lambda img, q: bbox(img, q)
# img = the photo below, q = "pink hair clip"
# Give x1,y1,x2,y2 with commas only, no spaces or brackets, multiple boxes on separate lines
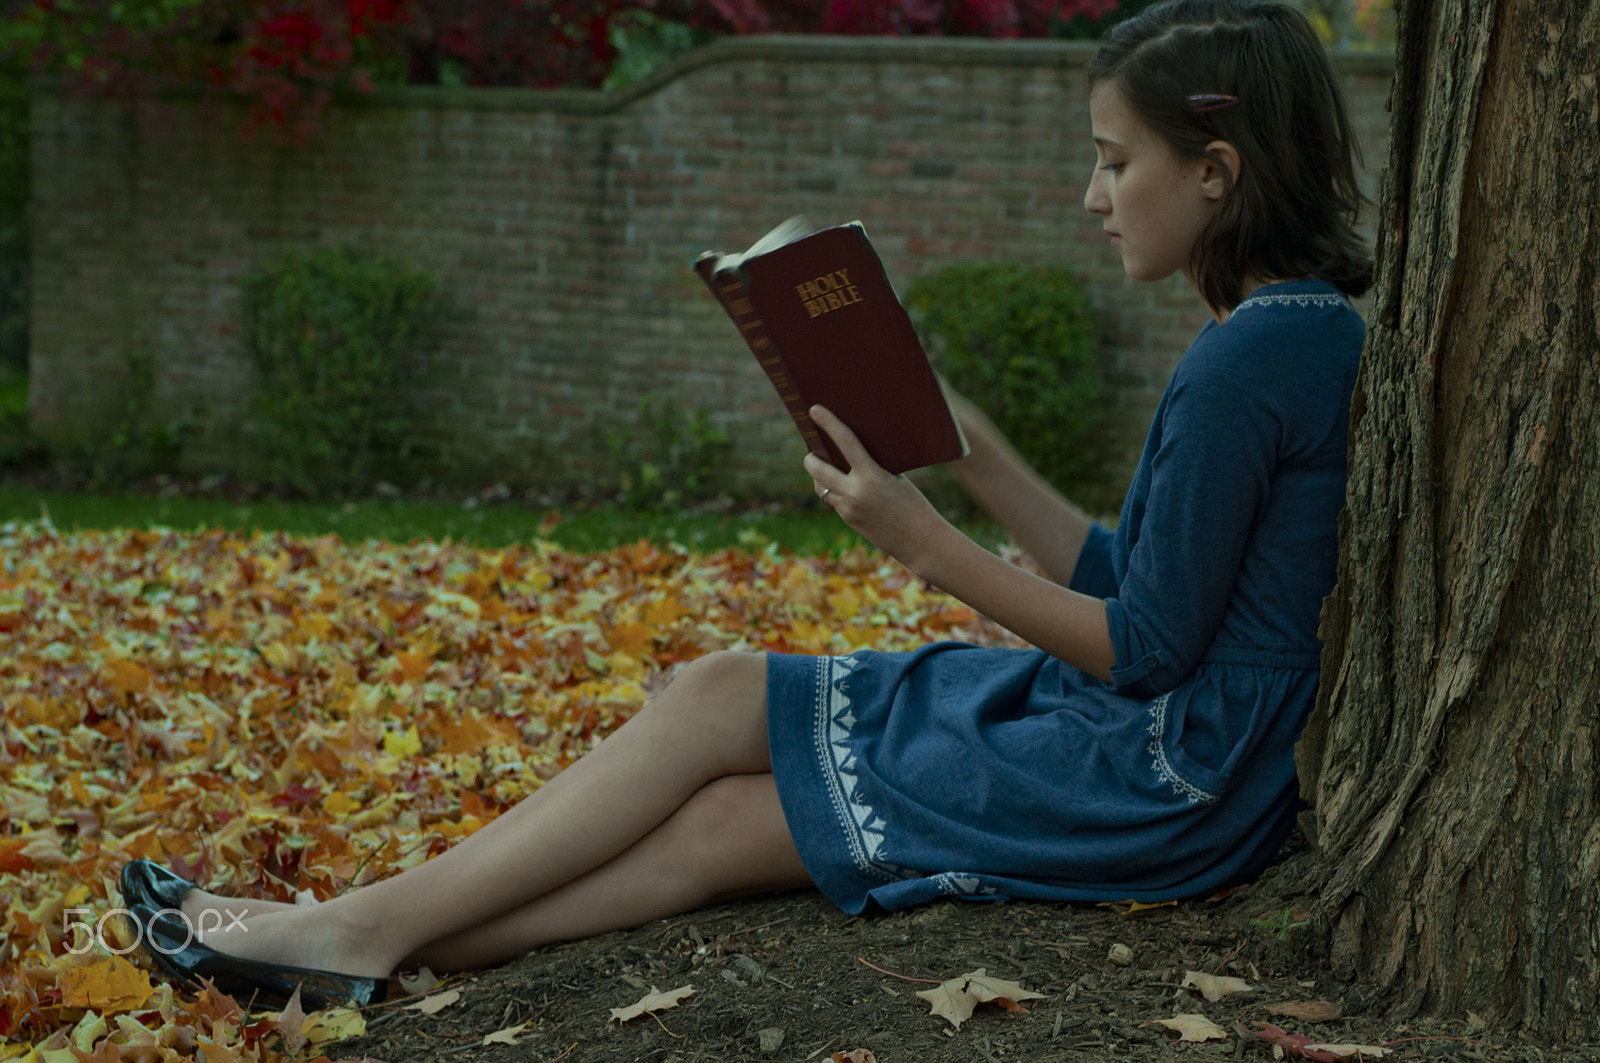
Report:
1188,94,1240,113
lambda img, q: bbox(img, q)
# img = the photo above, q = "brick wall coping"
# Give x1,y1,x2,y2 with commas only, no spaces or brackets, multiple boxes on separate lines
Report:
336,34,1394,115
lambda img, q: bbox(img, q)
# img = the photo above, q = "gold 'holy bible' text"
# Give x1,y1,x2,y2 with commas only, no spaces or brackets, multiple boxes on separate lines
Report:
796,269,862,318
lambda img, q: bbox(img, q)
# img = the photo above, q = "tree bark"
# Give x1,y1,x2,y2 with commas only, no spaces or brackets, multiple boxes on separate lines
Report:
1296,0,1600,1041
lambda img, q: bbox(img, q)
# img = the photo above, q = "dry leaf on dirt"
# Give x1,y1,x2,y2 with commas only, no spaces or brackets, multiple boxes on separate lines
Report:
276,988,308,1055
609,984,696,1024
1246,1022,1393,1061
915,969,1045,1029
303,1007,367,1046
831,1051,878,1063
1183,970,1254,1001
1304,1042,1393,1058
1097,899,1179,916
406,988,462,1015
481,1021,530,1046
398,967,443,996
1269,1000,1344,1022
1145,1014,1228,1042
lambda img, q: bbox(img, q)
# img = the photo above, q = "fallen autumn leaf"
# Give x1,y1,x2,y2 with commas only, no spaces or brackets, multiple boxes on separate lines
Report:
1183,969,1254,1002
1145,1014,1228,1042
481,1021,530,1045
609,984,696,1023
915,969,1045,1029
1269,1000,1344,1022
406,988,462,1015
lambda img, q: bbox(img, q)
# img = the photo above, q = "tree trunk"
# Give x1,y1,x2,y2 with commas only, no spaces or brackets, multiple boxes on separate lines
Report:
1295,0,1600,1041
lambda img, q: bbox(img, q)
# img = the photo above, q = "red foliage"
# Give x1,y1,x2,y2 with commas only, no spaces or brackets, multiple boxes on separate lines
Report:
13,0,1117,135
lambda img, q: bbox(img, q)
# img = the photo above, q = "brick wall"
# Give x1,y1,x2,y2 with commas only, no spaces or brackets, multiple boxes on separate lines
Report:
29,36,1392,509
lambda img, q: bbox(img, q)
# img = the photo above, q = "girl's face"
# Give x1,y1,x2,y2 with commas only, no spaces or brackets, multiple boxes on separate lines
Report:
1084,85,1228,290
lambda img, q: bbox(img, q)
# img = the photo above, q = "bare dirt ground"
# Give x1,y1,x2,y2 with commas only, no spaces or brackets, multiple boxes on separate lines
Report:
329,849,1571,1063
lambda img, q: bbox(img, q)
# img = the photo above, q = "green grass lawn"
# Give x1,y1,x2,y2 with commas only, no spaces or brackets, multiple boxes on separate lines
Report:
0,484,891,554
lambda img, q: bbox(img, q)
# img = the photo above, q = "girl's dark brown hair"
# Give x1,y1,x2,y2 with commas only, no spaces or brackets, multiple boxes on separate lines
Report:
1087,0,1373,311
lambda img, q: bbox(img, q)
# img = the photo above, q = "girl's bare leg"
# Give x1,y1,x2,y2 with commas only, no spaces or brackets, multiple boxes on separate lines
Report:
188,651,791,977
409,772,808,971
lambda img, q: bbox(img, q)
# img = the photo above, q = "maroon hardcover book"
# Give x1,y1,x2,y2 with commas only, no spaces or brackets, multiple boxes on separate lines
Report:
695,218,967,475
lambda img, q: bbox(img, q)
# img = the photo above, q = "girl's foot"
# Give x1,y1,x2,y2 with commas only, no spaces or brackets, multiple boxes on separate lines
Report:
120,860,309,936
174,902,395,982
135,904,387,1010
180,887,308,931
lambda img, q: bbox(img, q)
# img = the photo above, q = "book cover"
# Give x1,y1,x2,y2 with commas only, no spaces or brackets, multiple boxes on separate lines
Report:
695,219,967,476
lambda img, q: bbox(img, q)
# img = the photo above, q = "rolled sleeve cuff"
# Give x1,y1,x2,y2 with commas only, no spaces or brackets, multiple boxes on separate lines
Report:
1104,596,1175,696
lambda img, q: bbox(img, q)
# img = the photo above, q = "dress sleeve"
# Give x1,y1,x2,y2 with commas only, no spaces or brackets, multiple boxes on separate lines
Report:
1103,364,1279,697
1067,522,1118,599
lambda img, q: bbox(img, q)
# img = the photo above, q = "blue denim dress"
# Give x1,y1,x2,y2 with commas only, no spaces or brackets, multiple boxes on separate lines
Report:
767,280,1363,912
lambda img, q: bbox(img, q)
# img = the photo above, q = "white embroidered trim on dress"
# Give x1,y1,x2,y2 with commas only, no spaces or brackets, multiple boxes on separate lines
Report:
812,655,898,882
931,872,998,898
1230,292,1350,314
1145,693,1220,806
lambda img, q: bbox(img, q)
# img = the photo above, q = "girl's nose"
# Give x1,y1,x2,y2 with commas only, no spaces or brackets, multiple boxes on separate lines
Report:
1083,172,1109,215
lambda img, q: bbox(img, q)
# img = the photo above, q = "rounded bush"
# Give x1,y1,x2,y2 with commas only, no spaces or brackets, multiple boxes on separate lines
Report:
905,261,1102,501
241,247,440,494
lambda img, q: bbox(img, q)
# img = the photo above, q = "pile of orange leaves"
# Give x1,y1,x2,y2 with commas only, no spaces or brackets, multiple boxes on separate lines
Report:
0,520,1018,1059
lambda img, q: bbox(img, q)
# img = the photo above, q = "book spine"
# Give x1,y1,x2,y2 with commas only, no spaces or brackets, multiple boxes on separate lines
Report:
701,268,838,468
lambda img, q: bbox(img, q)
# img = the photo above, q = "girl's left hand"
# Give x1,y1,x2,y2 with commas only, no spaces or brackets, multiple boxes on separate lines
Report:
804,405,952,571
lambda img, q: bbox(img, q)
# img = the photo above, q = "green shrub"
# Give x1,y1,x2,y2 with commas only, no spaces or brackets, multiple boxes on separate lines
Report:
241,247,441,494
906,261,1102,501
84,347,189,483
602,11,716,91
0,59,30,377
604,393,731,510
0,367,38,471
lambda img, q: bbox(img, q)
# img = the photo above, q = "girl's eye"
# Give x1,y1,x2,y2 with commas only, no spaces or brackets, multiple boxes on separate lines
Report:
1099,163,1124,173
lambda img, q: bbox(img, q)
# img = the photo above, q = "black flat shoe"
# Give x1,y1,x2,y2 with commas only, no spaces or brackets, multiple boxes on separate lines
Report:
120,859,197,912
132,903,387,1011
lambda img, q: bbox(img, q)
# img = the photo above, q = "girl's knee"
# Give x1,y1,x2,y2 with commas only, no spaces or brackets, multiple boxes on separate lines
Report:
676,649,766,692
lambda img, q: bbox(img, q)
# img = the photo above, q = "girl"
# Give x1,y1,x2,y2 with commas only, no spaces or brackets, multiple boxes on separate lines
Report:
124,0,1372,1009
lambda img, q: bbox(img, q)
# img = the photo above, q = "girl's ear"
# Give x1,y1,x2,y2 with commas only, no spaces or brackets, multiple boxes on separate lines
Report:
1200,140,1242,202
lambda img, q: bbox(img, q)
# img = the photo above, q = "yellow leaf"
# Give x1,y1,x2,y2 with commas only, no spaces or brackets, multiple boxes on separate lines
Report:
393,649,433,682
825,586,862,617
69,1011,108,1051
607,621,655,657
101,658,154,693
324,790,360,817
383,726,422,758
609,984,695,1024
303,1007,367,1046
58,955,154,1013
642,597,686,625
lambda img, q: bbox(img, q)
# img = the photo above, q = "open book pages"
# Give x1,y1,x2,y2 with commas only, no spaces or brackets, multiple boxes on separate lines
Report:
698,215,837,273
